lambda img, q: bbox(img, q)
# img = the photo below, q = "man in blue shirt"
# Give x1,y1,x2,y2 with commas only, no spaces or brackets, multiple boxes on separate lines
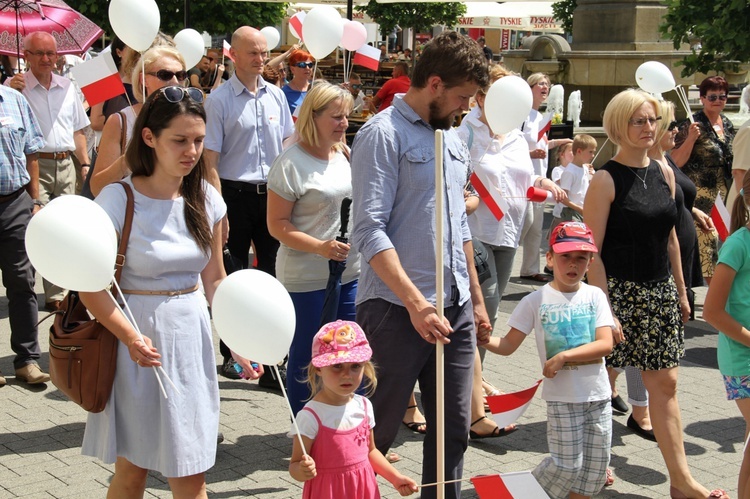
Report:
351,31,490,499
0,85,49,385
204,26,294,385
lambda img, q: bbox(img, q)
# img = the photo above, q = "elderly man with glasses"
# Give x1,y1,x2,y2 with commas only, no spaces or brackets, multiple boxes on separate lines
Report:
6,31,90,315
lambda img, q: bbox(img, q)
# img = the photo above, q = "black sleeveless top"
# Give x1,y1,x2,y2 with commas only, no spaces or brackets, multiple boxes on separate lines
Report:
600,159,678,283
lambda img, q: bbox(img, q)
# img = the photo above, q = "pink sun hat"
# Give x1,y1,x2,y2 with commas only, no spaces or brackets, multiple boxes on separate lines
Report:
311,320,372,368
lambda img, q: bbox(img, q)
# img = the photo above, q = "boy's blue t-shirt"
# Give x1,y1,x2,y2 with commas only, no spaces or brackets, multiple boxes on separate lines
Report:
508,283,614,403
717,228,750,377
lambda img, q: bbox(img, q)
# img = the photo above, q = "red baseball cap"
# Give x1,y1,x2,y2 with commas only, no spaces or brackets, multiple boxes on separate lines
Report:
549,221,598,253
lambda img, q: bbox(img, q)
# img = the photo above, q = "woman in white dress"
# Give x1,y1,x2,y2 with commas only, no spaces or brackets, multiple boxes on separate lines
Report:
80,86,227,498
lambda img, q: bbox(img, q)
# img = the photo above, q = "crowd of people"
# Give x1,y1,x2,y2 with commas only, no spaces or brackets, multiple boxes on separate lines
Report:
1,23,749,499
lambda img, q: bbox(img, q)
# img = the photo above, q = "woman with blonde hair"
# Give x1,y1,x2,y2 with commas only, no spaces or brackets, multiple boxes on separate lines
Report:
585,88,728,499
266,82,359,415
89,45,187,196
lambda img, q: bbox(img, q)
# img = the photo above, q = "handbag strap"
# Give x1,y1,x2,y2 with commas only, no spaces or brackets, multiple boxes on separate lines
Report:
113,181,135,295
118,111,127,154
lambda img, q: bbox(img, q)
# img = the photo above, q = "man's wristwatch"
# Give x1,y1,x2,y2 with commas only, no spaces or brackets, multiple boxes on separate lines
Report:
32,199,43,207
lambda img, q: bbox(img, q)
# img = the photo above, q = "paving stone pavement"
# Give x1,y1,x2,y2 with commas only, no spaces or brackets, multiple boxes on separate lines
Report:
0,221,743,498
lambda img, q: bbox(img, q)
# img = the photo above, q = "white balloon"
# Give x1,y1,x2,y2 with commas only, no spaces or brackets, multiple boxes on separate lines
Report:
174,29,205,69
109,0,160,53
302,6,343,60
212,270,296,366
484,75,533,135
260,27,281,51
25,196,118,292
636,61,676,94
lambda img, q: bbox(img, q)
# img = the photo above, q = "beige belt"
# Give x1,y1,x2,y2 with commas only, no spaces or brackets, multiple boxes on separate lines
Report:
120,284,199,296
564,359,603,367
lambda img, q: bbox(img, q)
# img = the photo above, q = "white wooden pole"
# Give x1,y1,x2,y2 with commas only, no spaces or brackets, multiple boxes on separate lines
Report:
434,129,445,499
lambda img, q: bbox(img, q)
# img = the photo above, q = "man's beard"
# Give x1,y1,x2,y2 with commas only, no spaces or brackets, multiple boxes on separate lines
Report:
428,98,453,130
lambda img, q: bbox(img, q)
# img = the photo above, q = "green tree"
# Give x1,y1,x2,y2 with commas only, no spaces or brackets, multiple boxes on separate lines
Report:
77,0,286,41
357,0,466,62
551,0,576,34
661,0,750,77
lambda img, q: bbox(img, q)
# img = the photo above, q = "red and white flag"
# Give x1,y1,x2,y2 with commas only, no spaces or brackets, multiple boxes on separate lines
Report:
289,12,306,41
537,114,552,145
222,40,234,63
472,471,549,498
292,103,301,123
486,379,542,429
712,191,731,242
470,166,510,221
69,52,125,107
353,44,381,71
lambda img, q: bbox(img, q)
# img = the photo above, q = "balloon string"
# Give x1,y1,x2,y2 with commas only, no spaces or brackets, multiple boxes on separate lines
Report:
109,280,180,397
311,60,318,88
274,365,309,456
674,86,695,124
140,56,145,106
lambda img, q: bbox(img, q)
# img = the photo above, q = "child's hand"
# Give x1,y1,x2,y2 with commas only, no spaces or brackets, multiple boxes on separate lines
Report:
476,322,492,345
299,455,317,481
543,354,565,378
393,474,419,496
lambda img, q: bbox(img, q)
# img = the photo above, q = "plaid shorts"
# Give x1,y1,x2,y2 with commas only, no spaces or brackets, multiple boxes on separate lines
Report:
533,399,612,499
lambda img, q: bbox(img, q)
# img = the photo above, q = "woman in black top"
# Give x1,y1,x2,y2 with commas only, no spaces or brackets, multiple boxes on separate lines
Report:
585,89,728,499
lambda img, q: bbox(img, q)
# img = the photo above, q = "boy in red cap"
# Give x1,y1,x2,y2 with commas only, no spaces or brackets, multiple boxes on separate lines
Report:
484,221,615,499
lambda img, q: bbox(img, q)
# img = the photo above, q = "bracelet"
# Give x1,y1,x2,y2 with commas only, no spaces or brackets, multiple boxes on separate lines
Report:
81,164,90,167
32,199,43,207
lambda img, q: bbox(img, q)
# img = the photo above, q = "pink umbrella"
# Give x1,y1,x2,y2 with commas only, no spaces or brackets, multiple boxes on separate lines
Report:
0,0,103,57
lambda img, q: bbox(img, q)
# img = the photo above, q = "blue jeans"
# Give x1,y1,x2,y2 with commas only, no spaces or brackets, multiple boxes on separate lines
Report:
287,280,358,415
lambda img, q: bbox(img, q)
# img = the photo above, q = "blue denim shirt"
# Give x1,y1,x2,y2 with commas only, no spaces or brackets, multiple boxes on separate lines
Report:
351,95,472,308
0,86,43,194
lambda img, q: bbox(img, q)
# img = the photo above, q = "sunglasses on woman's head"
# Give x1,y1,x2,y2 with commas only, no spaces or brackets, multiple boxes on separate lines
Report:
668,120,679,131
293,62,314,69
157,86,205,104
704,94,728,102
147,69,189,82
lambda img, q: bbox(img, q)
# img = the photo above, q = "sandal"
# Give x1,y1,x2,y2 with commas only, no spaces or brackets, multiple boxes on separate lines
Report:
520,273,553,283
670,486,729,499
605,468,614,487
386,451,401,464
402,404,427,434
469,416,518,440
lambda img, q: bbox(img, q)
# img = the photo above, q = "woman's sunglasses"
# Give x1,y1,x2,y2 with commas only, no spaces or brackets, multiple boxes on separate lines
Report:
704,94,728,102
293,62,314,69
147,69,189,82
157,86,205,104
668,120,679,131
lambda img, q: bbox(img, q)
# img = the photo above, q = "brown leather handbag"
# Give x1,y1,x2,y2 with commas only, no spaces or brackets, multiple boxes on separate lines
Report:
48,181,134,412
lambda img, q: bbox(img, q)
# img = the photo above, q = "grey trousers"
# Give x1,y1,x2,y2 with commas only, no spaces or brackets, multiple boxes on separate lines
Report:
0,191,41,368
357,298,476,499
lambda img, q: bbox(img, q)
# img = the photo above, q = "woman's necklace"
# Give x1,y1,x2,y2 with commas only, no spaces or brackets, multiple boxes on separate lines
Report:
628,165,648,189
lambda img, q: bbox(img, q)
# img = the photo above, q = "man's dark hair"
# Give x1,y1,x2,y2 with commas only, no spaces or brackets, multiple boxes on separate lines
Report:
411,31,488,90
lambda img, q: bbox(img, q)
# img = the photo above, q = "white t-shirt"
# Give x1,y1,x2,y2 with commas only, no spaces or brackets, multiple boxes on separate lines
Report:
289,394,375,439
550,165,565,184
553,162,590,217
507,283,614,403
267,142,361,292
457,107,537,248
521,108,547,177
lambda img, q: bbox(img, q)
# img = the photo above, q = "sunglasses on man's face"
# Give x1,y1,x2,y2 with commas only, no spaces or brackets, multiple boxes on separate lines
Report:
293,62,314,69
704,94,728,102
147,69,188,82
351,83,362,90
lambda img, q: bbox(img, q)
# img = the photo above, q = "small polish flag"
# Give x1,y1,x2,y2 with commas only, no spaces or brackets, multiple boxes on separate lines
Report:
353,44,381,71
292,103,300,123
486,379,543,430
537,114,552,145
470,166,510,221
472,471,550,498
711,191,731,242
69,52,125,107
222,40,234,63
289,12,306,41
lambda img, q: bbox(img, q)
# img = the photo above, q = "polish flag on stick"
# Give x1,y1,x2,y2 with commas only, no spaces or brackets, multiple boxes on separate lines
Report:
470,166,510,221
289,12,306,41
711,191,731,242
472,472,550,498
222,40,234,63
353,44,381,71
69,52,125,107
537,114,552,145
486,379,543,429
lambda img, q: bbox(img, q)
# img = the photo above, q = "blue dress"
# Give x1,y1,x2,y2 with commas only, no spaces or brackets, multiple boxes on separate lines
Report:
81,176,226,477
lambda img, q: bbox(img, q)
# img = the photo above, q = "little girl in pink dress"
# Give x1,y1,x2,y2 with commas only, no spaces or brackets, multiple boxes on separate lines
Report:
288,320,418,498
